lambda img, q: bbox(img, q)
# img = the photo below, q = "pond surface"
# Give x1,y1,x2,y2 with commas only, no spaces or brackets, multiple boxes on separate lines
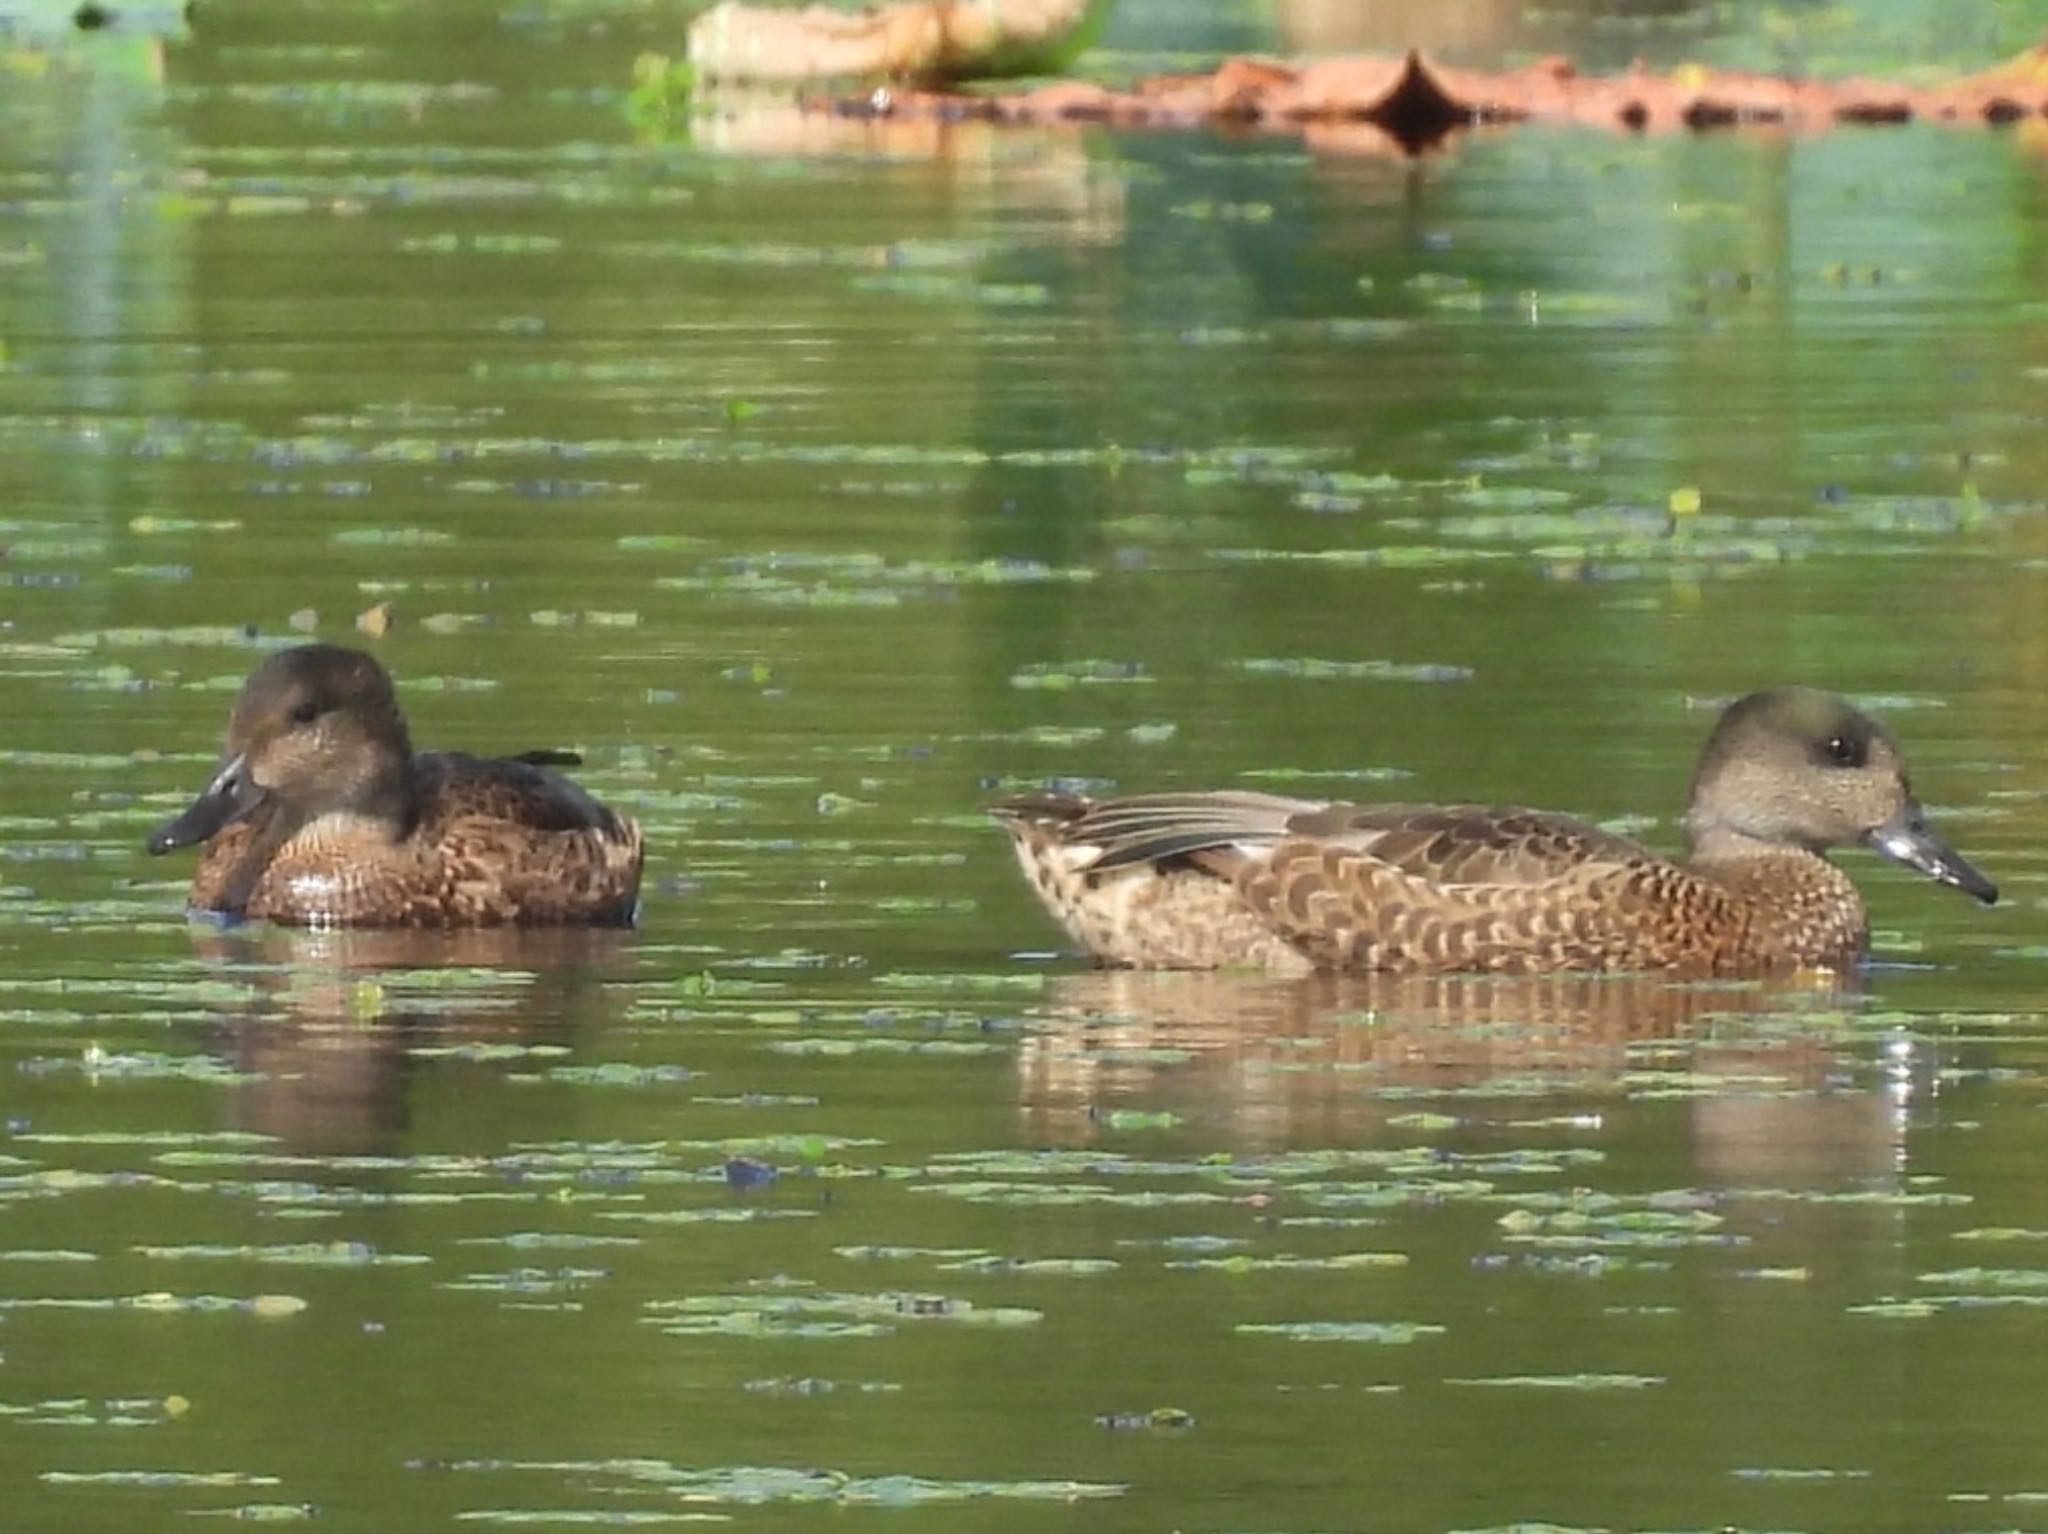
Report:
4,2,2048,1530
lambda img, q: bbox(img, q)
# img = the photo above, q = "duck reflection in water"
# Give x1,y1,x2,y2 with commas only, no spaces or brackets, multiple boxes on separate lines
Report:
1015,968,1864,1138
1013,966,1936,1272
193,925,636,1155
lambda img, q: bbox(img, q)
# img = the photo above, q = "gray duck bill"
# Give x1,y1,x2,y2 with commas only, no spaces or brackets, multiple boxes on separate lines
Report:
1864,804,1998,906
146,754,265,855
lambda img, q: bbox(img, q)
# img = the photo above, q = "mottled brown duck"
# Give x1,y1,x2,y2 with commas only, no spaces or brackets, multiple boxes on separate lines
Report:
989,688,1996,976
147,644,643,928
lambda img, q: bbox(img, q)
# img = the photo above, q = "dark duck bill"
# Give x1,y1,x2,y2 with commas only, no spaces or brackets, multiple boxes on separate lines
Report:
1865,803,1998,906
146,753,266,855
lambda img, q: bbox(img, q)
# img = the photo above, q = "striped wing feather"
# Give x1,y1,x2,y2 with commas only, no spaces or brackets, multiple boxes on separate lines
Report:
1050,792,1654,887
1056,791,1319,871
1280,803,1653,887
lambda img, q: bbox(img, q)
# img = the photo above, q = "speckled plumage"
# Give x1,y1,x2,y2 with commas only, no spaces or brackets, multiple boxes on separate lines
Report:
990,689,1997,976
148,645,643,928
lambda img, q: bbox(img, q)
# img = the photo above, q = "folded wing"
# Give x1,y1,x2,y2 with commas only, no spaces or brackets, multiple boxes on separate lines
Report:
1011,790,1651,887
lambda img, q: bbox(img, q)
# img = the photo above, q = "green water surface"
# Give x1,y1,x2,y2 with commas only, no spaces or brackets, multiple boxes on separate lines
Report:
4,2,2048,1531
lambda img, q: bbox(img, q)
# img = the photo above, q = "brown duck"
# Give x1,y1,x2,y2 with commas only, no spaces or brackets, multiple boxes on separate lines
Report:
146,644,644,927
990,688,1996,975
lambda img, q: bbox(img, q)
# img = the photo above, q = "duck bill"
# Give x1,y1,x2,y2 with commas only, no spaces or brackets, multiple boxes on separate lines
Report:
1865,804,1998,906
147,753,265,855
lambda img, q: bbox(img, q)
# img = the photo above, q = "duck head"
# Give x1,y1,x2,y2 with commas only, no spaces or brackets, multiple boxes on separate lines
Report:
1682,686,1996,905
147,644,416,855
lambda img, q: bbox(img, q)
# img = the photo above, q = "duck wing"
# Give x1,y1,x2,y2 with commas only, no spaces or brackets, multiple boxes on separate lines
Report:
419,752,632,838
1278,803,1654,887
997,791,1651,887
1007,790,1320,870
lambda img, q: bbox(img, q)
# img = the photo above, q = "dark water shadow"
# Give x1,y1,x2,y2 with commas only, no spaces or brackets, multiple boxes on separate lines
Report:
180,924,639,1155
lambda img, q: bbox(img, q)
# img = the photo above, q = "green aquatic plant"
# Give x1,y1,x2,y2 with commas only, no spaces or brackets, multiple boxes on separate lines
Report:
624,52,697,136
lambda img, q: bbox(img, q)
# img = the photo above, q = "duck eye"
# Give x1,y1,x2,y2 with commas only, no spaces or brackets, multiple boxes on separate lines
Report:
1824,733,1863,767
288,699,322,727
